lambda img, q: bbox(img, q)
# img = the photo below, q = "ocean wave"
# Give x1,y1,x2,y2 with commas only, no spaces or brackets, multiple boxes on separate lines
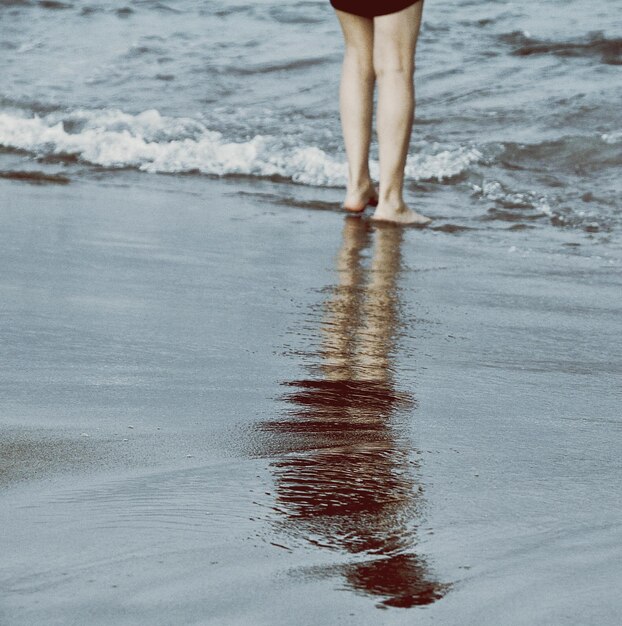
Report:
0,0,184,14
498,135,622,173
499,30,622,66
0,0,73,8
0,108,481,187
39,0,72,9
269,4,328,25
225,56,333,76
131,1,181,13
472,179,615,233
0,169,70,184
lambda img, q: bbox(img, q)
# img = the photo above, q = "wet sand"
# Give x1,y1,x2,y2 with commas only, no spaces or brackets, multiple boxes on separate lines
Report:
1,174,621,625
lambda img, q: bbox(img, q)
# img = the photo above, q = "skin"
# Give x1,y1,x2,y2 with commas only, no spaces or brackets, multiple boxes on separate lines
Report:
335,2,431,225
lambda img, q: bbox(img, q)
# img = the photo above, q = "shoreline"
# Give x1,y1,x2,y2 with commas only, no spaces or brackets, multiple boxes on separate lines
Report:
1,174,621,624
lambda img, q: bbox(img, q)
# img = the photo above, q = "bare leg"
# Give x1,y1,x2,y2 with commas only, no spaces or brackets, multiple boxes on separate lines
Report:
372,2,430,225
335,10,378,212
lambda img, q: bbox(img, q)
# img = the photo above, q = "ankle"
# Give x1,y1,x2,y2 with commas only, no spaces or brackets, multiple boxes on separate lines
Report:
378,180,404,202
347,174,373,193
377,192,404,209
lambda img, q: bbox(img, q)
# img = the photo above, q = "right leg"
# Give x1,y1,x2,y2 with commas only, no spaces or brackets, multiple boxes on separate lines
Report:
335,10,377,212
372,2,430,225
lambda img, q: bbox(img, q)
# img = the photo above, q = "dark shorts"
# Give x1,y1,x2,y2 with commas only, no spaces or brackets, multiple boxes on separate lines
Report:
330,0,422,19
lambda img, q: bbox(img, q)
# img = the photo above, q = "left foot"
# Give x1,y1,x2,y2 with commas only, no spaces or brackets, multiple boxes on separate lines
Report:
343,183,379,213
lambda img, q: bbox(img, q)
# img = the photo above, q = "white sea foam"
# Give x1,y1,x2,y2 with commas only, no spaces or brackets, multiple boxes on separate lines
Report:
473,180,553,216
0,108,481,186
601,130,622,145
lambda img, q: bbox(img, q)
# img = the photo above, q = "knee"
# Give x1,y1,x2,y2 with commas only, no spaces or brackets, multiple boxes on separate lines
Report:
344,43,374,79
373,46,415,79
373,56,415,80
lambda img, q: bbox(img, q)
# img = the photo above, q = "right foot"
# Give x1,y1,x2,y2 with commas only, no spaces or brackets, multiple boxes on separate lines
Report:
371,202,431,226
343,183,379,213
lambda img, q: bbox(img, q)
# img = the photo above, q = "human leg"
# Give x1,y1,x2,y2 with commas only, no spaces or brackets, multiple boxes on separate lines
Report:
372,2,430,224
335,10,377,212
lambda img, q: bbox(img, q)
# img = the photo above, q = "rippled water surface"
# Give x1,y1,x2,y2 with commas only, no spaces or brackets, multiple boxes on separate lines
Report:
252,219,451,607
1,0,620,238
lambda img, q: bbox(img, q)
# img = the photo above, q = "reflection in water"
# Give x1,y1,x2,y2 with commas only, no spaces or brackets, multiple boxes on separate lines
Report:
260,217,448,608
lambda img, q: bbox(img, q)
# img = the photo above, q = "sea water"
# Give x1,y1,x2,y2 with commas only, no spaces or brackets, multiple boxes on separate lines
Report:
0,0,620,239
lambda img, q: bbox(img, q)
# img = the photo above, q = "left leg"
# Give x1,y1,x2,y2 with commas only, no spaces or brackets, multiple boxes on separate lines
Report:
334,9,377,211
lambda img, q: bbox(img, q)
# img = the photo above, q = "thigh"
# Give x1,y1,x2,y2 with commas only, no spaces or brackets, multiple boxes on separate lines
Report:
335,9,374,54
373,2,424,69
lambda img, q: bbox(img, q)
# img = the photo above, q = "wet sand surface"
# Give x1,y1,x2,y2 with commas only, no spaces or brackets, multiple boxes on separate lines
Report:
1,175,621,625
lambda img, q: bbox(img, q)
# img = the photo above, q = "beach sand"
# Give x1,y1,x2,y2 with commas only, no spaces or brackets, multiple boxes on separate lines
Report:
1,174,621,625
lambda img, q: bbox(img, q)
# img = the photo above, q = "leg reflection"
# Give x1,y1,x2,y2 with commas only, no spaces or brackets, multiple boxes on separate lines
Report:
259,217,448,607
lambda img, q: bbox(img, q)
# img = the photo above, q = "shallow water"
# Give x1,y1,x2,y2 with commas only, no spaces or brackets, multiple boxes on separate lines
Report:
1,175,621,623
1,0,621,238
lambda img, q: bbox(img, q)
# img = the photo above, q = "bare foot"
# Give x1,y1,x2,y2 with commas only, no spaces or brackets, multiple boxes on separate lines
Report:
343,183,379,213
371,202,432,226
